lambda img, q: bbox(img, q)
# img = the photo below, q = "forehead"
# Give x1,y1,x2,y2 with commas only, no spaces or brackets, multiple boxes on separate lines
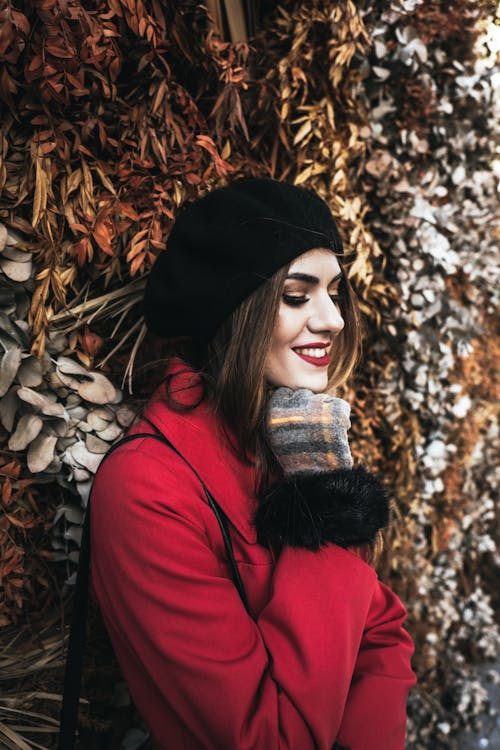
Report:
288,247,342,277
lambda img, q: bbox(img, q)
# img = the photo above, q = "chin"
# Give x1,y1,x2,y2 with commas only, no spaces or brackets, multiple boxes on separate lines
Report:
265,357,331,392
272,372,329,392
293,378,328,393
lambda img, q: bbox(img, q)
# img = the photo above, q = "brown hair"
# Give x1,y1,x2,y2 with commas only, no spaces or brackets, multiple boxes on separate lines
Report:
161,250,362,496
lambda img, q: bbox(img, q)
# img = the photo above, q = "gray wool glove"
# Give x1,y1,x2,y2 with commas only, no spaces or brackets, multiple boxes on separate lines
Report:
267,387,353,475
255,387,389,551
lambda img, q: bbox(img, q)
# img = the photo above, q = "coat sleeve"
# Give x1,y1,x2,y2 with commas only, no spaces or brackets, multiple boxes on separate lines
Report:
335,580,417,749
90,444,409,750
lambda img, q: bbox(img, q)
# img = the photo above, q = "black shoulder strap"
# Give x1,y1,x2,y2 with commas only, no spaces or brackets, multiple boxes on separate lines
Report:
58,429,249,750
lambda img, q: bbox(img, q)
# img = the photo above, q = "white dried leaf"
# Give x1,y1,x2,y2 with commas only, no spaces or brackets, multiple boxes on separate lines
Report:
17,356,43,387
97,422,123,442
67,405,88,421
0,223,7,252
76,479,93,506
372,66,391,80
86,433,110,454
374,40,387,58
46,332,67,354
5,227,23,246
64,526,83,545
27,433,58,473
0,257,33,282
8,413,43,451
55,356,90,389
56,357,117,404
65,441,103,473
72,467,91,482
1,243,32,263
53,504,85,526
0,311,27,346
56,436,76,452
116,405,137,428
65,393,82,408
110,387,123,405
48,371,68,391
49,419,70,437
78,372,116,404
0,386,19,431
365,151,393,178
0,346,22,397
17,386,68,418
87,407,113,431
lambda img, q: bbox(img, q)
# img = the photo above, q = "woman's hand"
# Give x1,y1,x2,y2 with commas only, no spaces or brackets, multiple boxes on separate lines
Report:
255,387,389,551
266,387,353,473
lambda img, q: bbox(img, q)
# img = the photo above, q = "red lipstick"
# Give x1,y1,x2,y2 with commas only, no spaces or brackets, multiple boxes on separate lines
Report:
292,343,331,368
293,351,331,367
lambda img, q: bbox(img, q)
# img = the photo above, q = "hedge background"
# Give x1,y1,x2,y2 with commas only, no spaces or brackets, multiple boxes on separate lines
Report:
0,1,498,748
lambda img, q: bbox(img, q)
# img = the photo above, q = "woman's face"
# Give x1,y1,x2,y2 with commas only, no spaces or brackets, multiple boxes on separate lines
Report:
264,248,345,392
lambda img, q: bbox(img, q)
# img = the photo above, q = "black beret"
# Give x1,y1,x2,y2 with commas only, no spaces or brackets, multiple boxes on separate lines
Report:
143,177,343,342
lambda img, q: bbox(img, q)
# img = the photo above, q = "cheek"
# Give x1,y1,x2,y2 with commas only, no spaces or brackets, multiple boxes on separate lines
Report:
273,307,300,347
265,312,296,380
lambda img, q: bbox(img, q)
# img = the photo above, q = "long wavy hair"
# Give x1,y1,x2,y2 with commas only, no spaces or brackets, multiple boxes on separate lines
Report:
158,249,362,497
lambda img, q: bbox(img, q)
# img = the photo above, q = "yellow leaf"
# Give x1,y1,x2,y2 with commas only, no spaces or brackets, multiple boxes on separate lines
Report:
94,165,116,194
293,120,312,146
294,165,313,185
66,168,82,196
32,158,47,228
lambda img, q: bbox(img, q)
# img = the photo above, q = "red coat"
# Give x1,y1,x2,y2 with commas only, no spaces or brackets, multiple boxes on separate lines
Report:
91,360,416,750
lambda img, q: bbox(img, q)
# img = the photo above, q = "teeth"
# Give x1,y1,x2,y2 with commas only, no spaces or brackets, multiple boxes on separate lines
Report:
296,348,327,358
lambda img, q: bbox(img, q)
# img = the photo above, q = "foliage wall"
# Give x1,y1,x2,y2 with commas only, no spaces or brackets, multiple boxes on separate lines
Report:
0,1,498,747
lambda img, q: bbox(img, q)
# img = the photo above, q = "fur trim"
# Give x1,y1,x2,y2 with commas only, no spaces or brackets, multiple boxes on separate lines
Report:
255,466,389,551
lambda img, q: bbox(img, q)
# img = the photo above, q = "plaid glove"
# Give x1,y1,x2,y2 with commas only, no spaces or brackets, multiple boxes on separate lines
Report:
266,387,353,474
255,388,389,551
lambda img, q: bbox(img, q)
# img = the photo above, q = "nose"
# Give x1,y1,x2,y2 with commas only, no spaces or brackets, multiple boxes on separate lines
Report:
307,293,345,336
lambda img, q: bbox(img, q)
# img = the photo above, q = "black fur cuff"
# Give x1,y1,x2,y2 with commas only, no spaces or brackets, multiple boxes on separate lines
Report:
255,466,389,551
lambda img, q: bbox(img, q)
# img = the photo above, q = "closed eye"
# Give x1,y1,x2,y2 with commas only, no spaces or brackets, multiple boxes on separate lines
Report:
283,293,342,307
283,294,308,306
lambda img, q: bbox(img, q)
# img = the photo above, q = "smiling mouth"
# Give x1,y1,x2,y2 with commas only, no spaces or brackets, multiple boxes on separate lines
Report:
292,347,331,367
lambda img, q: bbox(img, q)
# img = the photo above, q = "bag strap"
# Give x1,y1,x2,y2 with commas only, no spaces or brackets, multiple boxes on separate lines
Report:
58,429,249,750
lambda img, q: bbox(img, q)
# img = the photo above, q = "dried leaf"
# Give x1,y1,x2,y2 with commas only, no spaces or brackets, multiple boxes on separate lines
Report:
65,441,103,473
52,504,84,525
86,433,110,453
17,356,43,387
0,386,19,432
0,347,22,397
78,372,116,405
87,407,114,431
96,422,122,442
32,158,48,227
27,433,58,473
8,413,43,451
17,386,67,418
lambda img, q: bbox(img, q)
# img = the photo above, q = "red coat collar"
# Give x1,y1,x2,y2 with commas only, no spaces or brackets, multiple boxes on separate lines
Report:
142,358,259,544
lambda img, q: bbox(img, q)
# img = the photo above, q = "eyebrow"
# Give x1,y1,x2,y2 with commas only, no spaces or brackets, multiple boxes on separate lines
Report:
286,271,343,285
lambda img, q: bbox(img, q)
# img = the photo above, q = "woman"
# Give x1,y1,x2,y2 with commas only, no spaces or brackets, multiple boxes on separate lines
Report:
91,178,416,750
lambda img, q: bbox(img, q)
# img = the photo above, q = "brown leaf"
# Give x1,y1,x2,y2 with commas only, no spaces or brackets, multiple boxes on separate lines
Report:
32,158,47,228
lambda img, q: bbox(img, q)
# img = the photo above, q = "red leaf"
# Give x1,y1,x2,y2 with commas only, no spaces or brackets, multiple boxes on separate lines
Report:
119,202,140,220
130,252,146,276
93,222,114,255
